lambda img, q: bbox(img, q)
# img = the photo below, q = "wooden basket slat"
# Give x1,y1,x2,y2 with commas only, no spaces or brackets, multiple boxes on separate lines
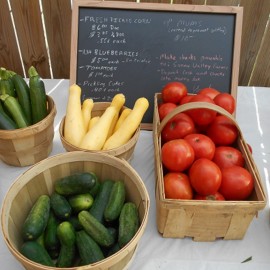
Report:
153,93,266,241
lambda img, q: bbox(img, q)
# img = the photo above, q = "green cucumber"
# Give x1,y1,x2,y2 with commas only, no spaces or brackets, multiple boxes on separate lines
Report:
57,221,76,247
0,94,29,128
0,68,16,97
28,66,47,124
107,242,121,257
107,227,118,243
89,179,114,223
22,195,50,241
20,241,54,267
50,192,72,220
67,215,83,231
118,202,140,248
48,248,59,260
36,232,45,247
104,181,126,222
44,211,60,251
56,221,76,267
68,193,94,213
0,101,18,129
78,210,114,247
54,172,97,196
89,176,101,198
12,73,32,124
56,244,76,267
76,230,104,264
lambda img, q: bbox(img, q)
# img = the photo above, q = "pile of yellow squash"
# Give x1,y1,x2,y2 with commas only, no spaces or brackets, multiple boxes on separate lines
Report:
64,84,149,150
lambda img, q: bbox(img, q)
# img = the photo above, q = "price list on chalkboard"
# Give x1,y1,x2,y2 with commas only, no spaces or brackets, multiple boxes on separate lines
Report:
75,7,236,123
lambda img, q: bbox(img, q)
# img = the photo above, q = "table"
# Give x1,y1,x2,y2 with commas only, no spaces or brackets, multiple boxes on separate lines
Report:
1,80,269,269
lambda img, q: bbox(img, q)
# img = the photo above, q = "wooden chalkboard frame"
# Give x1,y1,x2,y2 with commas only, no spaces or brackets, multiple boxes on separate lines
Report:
70,0,243,128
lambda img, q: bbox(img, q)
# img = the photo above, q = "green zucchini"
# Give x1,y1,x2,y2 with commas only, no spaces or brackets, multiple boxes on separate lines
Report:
118,202,140,248
22,195,50,241
76,230,105,264
104,181,126,222
78,210,114,247
89,179,114,223
50,192,72,220
12,73,32,124
54,172,97,196
68,193,94,213
28,66,47,124
0,68,16,97
0,94,29,128
44,211,60,251
20,241,54,267
0,101,18,129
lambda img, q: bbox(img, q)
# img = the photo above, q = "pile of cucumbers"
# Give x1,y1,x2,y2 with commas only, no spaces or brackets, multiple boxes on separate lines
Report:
0,66,47,130
20,172,140,267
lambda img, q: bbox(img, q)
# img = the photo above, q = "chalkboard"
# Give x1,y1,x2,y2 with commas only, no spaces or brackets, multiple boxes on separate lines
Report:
70,1,243,126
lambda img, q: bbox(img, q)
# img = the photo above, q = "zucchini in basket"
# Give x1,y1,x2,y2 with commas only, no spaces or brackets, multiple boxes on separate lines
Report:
28,66,47,124
0,94,29,128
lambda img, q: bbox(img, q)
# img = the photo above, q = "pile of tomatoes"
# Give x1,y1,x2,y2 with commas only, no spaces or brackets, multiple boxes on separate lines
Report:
159,82,254,201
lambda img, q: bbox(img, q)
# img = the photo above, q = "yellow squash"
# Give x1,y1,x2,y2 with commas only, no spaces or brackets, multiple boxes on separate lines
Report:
106,93,126,139
88,116,100,131
81,98,94,131
64,84,86,147
113,108,132,133
103,97,149,150
80,106,117,150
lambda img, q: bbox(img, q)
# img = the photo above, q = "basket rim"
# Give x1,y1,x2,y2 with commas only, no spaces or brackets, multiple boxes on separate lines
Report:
1,151,150,270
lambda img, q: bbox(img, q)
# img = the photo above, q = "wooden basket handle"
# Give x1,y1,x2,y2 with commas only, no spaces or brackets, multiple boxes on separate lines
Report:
157,101,243,136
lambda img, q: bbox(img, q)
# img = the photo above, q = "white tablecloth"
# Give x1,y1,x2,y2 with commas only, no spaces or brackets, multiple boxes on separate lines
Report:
0,80,269,269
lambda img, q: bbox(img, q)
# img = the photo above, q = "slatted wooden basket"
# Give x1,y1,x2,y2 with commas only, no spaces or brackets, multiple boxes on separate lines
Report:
153,93,266,241
59,102,140,161
0,96,56,167
1,151,150,270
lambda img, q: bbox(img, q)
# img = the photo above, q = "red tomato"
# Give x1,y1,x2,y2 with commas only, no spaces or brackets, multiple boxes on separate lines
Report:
219,166,254,200
194,192,225,201
206,115,238,145
161,113,195,142
184,133,215,160
164,172,193,199
161,82,188,104
189,158,222,196
161,139,195,172
247,143,253,154
158,102,177,121
214,93,236,114
213,146,245,169
180,95,193,105
186,94,217,126
198,87,221,99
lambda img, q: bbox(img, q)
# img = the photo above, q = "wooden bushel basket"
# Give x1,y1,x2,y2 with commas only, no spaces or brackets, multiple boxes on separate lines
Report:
59,102,140,161
1,151,150,270
0,96,56,167
153,93,266,241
